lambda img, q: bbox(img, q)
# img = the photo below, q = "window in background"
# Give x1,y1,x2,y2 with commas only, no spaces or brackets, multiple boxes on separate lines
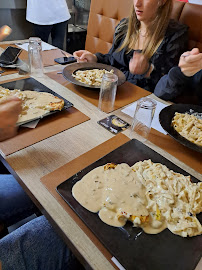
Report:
66,0,91,54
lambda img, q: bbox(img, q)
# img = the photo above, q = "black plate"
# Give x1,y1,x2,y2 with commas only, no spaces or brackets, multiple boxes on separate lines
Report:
62,62,126,89
159,104,202,153
56,139,202,270
0,78,73,125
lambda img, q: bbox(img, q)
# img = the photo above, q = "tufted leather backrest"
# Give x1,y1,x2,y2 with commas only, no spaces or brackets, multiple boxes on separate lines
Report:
85,0,202,54
177,4,202,51
85,0,133,54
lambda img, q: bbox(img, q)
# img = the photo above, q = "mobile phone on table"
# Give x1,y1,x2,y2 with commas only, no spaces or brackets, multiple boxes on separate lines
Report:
54,56,77,65
0,46,22,65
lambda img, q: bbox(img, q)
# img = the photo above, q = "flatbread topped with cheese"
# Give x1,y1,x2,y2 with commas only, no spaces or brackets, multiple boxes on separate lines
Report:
0,86,64,124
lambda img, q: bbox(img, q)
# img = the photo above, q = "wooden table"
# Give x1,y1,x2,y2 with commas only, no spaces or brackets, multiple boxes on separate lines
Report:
0,40,201,270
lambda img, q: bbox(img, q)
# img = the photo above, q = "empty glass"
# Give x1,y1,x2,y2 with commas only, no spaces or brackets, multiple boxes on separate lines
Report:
131,97,157,141
28,37,44,77
29,37,42,50
98,73,118,113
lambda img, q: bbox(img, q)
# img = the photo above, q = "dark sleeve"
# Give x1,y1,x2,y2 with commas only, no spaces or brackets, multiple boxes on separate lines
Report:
153,67,191,100
143,21,189,92
162,21,189,75
95,19,127,65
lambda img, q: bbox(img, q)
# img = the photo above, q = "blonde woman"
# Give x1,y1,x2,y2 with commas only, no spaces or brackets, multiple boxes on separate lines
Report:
74,0,188,92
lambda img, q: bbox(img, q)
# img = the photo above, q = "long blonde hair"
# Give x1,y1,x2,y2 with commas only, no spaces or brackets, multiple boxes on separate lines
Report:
116,0,173,59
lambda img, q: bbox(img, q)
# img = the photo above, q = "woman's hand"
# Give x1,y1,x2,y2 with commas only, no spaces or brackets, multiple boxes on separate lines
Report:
129,51,150,76
73,50,97,63
0,97,22,141
179,48,202,77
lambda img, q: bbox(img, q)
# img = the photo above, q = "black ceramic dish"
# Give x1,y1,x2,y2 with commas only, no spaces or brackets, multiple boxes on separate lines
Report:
0,77,73,125
159,104,202,153
62,62,126,89
56,139,202,270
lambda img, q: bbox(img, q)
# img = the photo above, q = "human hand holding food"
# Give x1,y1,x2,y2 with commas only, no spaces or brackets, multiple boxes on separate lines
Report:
73,50,97,63
0,96,22,141
179,48,202,77
129,51,150,76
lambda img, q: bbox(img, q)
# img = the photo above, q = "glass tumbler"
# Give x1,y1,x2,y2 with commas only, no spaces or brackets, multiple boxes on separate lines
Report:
131,97,157,141
98,73,118,113
29,37,42,50
28,38,44,77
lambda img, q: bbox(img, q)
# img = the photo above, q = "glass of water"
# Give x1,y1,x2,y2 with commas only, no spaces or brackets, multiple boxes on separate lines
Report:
98,73,118,113
28,37,44,77
131,97,157,141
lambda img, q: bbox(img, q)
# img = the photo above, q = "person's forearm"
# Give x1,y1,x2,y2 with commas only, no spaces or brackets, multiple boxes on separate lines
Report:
0,126,17,141
154,67,190,100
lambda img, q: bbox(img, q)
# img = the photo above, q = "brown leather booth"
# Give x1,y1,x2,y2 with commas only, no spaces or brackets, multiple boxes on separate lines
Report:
85,0,202,54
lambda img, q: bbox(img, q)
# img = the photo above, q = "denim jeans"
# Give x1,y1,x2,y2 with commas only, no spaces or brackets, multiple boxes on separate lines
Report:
0,175,83,270
0,174,37,227
0,216,81,270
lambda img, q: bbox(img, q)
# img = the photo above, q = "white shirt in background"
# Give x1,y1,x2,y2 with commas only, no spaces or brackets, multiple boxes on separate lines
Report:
26,0,71,25
188,0,202,4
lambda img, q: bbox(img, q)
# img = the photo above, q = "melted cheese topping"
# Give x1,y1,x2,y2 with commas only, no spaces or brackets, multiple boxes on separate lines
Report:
172,112,202,147
0,86,64,124
72,160,202,237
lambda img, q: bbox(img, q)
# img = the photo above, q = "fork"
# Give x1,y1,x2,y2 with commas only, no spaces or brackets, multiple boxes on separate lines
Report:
60,50,67,57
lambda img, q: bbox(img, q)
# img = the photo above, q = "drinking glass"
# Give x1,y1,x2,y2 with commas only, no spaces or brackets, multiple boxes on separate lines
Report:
29,37,42,50
28,37,44,77
131,97,157,141
98,73,118,113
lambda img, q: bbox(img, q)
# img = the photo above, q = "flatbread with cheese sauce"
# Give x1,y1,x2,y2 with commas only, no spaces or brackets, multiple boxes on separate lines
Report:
0,86,64,124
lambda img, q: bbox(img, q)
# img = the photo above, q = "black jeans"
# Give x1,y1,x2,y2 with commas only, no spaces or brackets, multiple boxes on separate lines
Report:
33,20,68,50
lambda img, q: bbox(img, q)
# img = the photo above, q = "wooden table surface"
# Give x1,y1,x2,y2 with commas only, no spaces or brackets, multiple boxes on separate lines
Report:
0,40,201,270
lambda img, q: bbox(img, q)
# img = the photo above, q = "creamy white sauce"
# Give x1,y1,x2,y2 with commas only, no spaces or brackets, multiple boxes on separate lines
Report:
72,161,202,237
73,163,165,233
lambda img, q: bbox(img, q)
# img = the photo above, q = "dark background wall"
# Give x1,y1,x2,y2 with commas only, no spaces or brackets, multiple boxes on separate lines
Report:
0,8,33,41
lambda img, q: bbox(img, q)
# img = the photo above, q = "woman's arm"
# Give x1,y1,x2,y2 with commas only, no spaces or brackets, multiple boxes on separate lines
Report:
153,66,190,100
154,48,202,100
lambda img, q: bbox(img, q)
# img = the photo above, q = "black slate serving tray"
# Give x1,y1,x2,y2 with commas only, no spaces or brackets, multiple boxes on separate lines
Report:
159,104,202,153
0,77,73,125
57,139,202,270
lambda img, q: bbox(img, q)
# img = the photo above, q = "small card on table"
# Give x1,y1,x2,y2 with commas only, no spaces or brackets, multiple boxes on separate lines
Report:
98,115,130,134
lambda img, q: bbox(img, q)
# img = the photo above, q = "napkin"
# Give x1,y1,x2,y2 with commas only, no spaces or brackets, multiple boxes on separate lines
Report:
21,119,40,128
121,99,168,135
16,41,57,51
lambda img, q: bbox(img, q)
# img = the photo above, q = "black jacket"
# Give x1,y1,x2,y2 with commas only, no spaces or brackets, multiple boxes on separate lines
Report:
95,19,188,92
154,67,202,105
